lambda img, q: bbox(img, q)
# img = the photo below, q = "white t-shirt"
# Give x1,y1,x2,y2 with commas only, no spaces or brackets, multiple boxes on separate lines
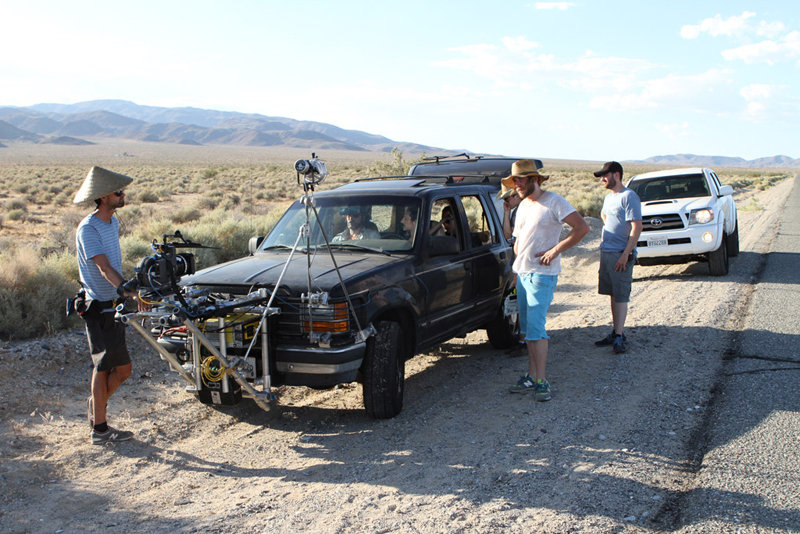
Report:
512,191,577,275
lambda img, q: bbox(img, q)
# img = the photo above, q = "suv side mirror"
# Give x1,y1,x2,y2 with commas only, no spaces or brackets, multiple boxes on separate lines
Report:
248,236,264,254
718,185,733,196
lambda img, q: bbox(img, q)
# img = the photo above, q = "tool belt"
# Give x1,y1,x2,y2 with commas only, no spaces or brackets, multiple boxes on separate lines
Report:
66,288,120,320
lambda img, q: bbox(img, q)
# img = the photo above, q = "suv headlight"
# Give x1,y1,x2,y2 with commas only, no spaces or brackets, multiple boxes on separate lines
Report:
689,208,714,225
302,301,350,333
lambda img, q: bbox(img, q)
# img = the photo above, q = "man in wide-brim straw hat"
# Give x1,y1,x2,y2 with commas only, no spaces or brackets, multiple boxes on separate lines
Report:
506,160,590,402
74,166,141,444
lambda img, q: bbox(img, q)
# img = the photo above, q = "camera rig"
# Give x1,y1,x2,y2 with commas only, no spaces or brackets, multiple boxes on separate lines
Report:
117,154,374,413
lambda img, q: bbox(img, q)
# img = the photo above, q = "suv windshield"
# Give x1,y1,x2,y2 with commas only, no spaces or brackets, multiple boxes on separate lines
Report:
261,196,423,253
629,174,710,202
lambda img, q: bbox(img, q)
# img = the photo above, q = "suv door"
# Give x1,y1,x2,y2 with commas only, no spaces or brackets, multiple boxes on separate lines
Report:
458,192,509,321
416,197,476,346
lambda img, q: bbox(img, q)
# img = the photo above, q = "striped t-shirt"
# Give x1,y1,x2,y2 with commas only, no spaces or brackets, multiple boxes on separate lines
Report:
76,213,123,301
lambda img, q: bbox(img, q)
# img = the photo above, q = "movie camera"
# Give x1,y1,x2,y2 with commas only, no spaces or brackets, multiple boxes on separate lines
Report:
294,152,329,187
133,230,206,298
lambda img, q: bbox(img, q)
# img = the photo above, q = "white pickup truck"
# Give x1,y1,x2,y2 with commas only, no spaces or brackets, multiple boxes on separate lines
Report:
626,167,738,276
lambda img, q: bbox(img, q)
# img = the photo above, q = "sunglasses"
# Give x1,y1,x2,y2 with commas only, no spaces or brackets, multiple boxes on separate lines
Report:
113,190,125,197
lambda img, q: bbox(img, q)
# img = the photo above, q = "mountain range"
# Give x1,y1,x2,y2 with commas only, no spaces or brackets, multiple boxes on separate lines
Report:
0,100,798,168
0,99,438,154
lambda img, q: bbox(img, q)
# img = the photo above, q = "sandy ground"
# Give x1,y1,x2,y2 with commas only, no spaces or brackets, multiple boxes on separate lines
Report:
0,180,790,534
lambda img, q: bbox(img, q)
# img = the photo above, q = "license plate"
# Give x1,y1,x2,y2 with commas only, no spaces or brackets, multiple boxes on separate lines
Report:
647,237,668,247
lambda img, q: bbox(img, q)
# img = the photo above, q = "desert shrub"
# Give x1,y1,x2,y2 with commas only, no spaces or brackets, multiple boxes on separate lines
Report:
0,248,76,339
169,207,202,223
203,167,219,178
367,148,425,176
566,191,604,218
6,198,27,211
6,209,26,221
137,189,160,203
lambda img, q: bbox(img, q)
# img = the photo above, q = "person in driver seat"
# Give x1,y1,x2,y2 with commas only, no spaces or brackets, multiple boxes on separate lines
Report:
332,207,380,242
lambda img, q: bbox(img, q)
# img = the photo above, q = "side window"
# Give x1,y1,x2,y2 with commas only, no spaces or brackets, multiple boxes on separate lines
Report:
429,198,462,252
460,195,497,247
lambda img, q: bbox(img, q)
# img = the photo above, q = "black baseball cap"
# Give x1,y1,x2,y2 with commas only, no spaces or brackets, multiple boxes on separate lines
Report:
594,161,623,177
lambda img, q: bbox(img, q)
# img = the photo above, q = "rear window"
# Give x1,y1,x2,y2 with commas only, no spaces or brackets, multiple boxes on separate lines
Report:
629,174,710,201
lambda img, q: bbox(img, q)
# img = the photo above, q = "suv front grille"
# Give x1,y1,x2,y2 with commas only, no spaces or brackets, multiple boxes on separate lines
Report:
642,213,684,232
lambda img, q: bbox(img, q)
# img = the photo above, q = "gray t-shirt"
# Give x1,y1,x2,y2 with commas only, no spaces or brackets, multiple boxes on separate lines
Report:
600,188,642,253
76,213,122,301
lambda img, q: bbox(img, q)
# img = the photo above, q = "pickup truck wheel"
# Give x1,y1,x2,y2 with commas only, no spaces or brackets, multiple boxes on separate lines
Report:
726,221,740,257
362,321,405,419
486,303,519,349
708,233,729,276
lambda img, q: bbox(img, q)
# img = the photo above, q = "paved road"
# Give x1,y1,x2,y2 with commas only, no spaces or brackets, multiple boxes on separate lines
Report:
676,175,800,532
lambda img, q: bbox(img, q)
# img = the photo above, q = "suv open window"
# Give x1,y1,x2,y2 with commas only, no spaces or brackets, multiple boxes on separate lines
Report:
460,194,497,247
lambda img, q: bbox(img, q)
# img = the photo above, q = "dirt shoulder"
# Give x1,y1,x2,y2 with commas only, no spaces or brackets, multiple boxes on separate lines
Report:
0,180,791,534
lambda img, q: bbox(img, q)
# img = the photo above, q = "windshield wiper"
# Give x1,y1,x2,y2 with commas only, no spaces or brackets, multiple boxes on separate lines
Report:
325,243,392,256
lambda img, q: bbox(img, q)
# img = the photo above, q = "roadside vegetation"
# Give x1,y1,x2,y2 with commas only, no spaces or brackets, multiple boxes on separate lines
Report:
0,147,791,340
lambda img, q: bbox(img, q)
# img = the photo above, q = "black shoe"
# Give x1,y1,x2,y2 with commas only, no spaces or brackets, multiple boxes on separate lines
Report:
596,331,626,347
612,335,628,353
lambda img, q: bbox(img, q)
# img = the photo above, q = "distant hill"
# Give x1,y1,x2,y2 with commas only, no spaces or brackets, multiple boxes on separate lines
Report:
0,100,442,153
0,100,798,167
635,153,800,169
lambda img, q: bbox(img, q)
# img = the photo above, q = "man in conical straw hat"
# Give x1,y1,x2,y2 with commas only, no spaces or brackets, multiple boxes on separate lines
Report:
74,166,141,444
505,160,589,402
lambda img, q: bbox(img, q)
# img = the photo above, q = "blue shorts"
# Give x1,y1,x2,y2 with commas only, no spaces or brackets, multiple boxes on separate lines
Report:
517,272,558,341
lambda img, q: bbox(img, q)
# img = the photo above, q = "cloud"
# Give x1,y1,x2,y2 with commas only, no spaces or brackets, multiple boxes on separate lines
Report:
722,30,800,65
655,122,691,139
680,12,757,39
533,2,575,10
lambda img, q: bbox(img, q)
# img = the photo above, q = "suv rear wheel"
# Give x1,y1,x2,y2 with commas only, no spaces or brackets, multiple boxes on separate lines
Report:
362,321,405,419
486,296,519,349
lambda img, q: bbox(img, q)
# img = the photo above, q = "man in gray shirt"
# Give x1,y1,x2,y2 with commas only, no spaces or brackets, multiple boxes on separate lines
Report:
593,161,642,353
74,166,142,444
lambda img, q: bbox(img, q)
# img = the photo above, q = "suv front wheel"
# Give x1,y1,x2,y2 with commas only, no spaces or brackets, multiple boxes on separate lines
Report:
708,233,729,276
362,321,405,419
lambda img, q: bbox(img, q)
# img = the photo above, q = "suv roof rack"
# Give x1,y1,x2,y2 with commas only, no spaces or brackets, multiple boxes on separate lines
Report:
408,156,542,177
353,174,499,187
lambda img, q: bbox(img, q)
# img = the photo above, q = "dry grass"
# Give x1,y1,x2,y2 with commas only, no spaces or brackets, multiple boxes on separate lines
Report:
0,140,793,339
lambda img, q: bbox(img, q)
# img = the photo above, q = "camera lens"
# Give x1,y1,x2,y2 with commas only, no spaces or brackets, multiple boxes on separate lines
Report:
294,159,313,175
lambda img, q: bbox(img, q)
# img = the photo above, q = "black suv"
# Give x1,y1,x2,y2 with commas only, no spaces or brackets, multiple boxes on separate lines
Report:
167,156,540,418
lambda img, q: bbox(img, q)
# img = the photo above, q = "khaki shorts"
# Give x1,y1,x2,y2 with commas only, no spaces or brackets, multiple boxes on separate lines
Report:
85,312,130,371
598,251,635,303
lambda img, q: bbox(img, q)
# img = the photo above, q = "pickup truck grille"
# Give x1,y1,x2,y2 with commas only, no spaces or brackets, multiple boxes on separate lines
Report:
641,213,684,232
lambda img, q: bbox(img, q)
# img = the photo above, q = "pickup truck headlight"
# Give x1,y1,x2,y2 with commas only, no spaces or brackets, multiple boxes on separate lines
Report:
689,208,714,225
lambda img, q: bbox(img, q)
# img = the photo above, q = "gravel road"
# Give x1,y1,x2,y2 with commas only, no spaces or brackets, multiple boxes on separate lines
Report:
0,178,795,534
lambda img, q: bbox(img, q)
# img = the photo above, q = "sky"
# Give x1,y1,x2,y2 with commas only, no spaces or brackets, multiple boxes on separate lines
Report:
1,1,798,161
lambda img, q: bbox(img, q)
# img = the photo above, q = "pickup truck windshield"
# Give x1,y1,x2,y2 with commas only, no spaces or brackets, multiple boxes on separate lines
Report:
630,174,710,202
260,196,423,253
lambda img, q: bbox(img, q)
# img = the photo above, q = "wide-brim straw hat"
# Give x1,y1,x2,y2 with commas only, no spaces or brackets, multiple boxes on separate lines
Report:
73,166,133,204
497,182,516,199
501,159,549,189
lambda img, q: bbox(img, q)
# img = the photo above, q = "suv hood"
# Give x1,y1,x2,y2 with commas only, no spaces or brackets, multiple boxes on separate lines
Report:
181,250,405,296
640,196,711,215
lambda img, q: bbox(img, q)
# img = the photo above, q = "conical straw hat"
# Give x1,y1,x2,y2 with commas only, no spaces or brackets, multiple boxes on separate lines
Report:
73,166,133,204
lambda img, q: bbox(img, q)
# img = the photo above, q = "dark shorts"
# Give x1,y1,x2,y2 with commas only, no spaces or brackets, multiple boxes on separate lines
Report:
85,312,130,371
598,251,635,302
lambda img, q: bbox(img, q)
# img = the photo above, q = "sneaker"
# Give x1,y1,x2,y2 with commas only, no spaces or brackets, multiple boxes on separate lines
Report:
612,335,628,354
509,374,536,394
534,379,552,402
86,396,93,428
595,331,627,346
91,426,133,445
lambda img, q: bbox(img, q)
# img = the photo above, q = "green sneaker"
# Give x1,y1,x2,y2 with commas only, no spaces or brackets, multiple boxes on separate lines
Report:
509,374,535,394
534,379,552,402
